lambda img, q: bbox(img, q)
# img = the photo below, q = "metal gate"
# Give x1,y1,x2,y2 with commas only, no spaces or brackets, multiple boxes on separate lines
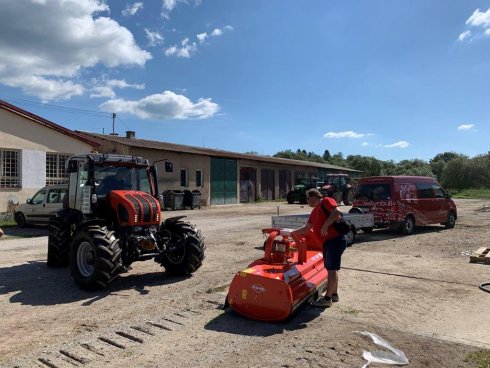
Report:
210,158,237,205
260,168,275,201
239,167,256,203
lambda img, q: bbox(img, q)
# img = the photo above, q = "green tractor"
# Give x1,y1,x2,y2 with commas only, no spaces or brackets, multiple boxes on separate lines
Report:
286,177,319,204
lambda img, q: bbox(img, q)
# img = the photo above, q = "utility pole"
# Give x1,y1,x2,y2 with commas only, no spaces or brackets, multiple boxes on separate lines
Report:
112,113,116,134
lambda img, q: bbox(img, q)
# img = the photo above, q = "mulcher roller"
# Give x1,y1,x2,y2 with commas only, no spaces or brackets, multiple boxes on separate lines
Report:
226,229,328,321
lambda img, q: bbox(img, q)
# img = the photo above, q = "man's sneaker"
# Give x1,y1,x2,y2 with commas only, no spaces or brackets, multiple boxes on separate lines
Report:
311,296,332,308
332,293,339,303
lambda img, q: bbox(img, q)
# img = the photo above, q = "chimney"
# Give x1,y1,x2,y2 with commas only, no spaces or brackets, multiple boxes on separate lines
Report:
126,131,136,139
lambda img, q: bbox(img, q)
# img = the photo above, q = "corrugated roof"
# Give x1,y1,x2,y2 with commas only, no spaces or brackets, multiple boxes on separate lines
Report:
0,99,100,148
77,131,361,173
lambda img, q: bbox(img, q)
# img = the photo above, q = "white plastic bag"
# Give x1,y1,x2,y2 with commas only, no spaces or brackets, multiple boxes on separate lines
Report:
356,331,409,368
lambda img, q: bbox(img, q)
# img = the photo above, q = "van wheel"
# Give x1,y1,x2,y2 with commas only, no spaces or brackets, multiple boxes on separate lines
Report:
15,212,27,227
345,228,356,247
444,211,456,229
401,215,415,235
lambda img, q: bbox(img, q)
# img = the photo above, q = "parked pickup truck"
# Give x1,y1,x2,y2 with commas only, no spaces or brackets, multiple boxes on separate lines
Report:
271,212,374,246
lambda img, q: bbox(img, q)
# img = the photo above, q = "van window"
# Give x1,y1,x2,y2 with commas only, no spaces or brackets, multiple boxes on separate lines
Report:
416,183,434,198
432,184,446,198
47,188,68,203
31,189,46,204
355,184,391,201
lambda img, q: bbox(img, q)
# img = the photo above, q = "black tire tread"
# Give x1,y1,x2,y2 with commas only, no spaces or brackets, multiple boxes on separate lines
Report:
70,225,122,290
159,219,205,276
47,217,71,267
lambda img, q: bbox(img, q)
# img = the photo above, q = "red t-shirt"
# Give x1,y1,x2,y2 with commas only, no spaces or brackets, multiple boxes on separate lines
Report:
307,197,340,241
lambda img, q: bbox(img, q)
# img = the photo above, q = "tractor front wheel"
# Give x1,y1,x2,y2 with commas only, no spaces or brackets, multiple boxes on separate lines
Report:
159,219,205,276
47,217,71,267
70,225,122,290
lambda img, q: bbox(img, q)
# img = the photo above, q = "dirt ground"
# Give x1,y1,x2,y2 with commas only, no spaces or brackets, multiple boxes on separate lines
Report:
0,199,489,368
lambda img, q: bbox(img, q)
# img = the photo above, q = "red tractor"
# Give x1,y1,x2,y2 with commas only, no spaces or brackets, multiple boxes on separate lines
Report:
47,154,205,290
320,174,355,205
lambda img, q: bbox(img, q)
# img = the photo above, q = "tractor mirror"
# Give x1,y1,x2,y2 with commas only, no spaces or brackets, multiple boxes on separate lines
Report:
67,160,78,173
164,160,173,173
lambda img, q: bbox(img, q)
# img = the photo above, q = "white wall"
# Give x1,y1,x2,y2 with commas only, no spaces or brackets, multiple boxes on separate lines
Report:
21,149,46,189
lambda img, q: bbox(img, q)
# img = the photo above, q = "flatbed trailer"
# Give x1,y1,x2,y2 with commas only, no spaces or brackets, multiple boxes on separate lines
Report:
271,212,374,246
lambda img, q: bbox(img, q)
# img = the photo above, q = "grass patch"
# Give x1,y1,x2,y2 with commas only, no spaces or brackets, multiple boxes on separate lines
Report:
450,189,490,199
0,218,17,227
464,350,490,368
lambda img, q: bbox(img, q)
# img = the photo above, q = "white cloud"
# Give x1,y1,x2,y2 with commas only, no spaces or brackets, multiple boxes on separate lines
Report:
122,2,143,16
161,0,201,19
457,123,474,130
384,141,409,148
99,91,219,120
323,131,366,139
145,29,164,47
90,78,145,98
211,28,223,37
458,30,471,41
0,0,151,101
164,38,197,58
197,32,208,44
466,8,490,27
210,25,234,37
361,142,369,146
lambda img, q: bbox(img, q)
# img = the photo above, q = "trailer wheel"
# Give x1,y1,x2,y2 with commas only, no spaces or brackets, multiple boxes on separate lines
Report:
47,217,71,267
400,215,415,235
159,219,205,275
361,227,373,233
444,211,456,229
345,227,356,247
70,225,122,290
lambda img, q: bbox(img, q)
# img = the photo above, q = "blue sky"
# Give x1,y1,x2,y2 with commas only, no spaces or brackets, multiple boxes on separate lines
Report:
0,0,489,162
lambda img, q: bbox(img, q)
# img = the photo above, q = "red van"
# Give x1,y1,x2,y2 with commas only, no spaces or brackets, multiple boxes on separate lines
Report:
351,176,457,235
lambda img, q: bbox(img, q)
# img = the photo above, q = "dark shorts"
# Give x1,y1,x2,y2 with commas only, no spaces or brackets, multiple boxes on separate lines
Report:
323,235,347,271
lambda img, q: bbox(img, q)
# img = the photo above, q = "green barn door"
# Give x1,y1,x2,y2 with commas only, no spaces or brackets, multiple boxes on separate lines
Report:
211,158,237,205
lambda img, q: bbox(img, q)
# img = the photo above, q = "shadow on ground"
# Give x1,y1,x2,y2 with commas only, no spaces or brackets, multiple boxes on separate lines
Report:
0,260,189,306
204,304,324,337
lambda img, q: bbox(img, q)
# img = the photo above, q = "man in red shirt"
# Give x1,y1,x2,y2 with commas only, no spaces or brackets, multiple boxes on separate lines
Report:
292,188,347,308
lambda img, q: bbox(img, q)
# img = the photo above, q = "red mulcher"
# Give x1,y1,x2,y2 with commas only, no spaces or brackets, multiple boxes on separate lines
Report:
226,228,328,321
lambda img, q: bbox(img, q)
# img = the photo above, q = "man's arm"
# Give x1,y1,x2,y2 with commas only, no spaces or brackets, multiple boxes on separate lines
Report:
291,222,312,238
321,207,341,237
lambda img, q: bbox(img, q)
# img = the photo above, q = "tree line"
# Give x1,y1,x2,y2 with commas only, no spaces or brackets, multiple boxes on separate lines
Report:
273,149,490,190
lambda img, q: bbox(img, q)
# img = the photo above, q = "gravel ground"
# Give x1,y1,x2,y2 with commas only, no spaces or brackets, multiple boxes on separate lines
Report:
0,199,489,368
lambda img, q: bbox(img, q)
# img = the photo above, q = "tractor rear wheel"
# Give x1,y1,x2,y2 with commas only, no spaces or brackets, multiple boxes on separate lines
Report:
159,219,205,275
70,225,122,290
47,217,71,267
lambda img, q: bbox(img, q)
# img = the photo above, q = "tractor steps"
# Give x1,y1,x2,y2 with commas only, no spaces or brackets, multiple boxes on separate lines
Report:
469,247,490,264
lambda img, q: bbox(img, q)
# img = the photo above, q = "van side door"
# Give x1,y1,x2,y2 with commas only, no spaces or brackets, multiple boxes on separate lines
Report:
25,189,47,223
45,187,67,217
432,183,449,222
414,183,436,224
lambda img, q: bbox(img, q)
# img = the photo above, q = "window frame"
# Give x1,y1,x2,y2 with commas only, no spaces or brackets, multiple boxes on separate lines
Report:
0,149,20,189
46,153,70,186
195,169,203,188
180,169,188,187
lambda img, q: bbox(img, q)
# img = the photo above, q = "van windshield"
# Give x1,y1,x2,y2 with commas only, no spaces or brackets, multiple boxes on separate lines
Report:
355,184,391,201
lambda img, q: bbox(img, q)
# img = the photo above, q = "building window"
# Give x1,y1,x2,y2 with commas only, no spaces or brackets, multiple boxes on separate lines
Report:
196,170,203,187
46,153,70,186
0,149,20,188
180,169,188,187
